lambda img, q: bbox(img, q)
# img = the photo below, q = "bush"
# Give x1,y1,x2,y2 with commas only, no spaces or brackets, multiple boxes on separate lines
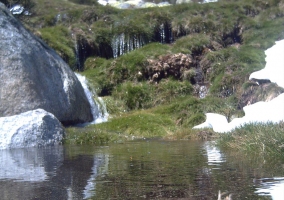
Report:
113,82,152,110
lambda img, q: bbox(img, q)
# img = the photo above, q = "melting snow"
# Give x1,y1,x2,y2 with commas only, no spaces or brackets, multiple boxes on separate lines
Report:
193,40,284,133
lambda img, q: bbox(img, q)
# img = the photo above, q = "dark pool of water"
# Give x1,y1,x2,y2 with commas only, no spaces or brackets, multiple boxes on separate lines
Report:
0,140,283,199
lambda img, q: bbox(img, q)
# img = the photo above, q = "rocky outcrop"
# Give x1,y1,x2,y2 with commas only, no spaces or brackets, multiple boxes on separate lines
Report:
145,53,203,83
0,3,93,125
238,82,284,108
0,109,65,149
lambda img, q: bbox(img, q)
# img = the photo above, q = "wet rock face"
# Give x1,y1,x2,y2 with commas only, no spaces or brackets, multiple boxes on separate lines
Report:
0,3,93,125
0,109,64,149
146,53,202,83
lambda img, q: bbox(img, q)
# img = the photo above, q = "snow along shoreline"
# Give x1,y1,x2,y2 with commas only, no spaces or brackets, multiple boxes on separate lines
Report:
193,40,284,133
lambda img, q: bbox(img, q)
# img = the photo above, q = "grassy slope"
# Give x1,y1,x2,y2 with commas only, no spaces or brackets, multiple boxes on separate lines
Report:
18,0,284,157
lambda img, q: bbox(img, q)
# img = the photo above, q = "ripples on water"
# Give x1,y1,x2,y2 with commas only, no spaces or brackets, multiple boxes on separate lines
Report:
0,141,283,199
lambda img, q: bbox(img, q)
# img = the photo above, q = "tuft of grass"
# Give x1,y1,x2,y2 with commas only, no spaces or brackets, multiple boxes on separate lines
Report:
173,34,211,54
94,110,176,138
102,96,128,115
112,82,152,110
217,122,284,159
64,127,126,145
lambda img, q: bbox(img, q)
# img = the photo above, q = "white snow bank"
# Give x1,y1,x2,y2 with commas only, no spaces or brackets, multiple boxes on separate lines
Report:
193,40,284,133
250,40,284,88
193,93,284,132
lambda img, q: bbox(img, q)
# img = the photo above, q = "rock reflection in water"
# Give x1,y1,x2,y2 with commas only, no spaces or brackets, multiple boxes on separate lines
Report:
1,142,284,199
0,146,63,182
0,146,107,200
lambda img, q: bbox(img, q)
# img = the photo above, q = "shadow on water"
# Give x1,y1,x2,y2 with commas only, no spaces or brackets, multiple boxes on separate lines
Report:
0,140,284,199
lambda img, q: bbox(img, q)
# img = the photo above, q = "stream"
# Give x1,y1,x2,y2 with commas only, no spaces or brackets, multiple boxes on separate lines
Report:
0,140,283,199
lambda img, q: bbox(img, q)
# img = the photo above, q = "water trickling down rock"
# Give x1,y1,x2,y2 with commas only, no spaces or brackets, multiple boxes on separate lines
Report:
75,73,109,124
112,33,146,58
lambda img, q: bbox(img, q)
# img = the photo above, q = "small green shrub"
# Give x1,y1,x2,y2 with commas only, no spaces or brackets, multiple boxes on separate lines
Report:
95,110,176,137
64,127,124,144
113,82,152,110
154,79,193,104
173,34,211,54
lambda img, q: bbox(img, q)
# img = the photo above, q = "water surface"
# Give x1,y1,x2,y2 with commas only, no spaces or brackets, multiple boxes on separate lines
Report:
0,140,283,199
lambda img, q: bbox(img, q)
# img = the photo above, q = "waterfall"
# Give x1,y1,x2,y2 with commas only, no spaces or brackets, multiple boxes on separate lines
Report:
160,24,166,44
74,36,81,71
111,33,146,58
112,33,125,58
75,73,109,124
155,22,173,44
72,34,90,71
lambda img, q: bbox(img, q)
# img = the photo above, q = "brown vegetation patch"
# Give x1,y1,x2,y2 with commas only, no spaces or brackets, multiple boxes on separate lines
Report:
145,53,202,83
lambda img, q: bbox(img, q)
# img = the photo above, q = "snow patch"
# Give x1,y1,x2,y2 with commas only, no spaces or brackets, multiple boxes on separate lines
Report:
193,40,284,133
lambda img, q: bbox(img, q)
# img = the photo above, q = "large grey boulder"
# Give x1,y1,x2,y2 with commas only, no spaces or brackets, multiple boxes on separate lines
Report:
0,3,93,125
0,109,65,149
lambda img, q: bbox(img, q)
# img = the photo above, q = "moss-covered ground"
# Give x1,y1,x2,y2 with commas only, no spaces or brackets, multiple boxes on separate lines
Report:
13,0,284,157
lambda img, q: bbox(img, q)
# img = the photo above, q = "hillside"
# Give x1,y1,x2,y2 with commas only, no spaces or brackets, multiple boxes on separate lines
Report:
9,0,284,144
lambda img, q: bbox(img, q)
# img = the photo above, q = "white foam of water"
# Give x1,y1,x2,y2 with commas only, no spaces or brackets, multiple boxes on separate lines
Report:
75,73,109,124
193,40,284,133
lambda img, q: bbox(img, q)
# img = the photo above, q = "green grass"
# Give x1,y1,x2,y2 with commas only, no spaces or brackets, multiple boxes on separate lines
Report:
39,25,77,68
14,0,284,154
217,122,284,159
64,126,126,145
64,109,178,144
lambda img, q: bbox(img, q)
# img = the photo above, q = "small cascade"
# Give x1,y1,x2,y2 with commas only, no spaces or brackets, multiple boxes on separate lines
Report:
160,24,166,43
112,33,124,58
111,33,146,58
155,22,173,44
73,35,81,71
75,73,109,124
72,34,95,71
